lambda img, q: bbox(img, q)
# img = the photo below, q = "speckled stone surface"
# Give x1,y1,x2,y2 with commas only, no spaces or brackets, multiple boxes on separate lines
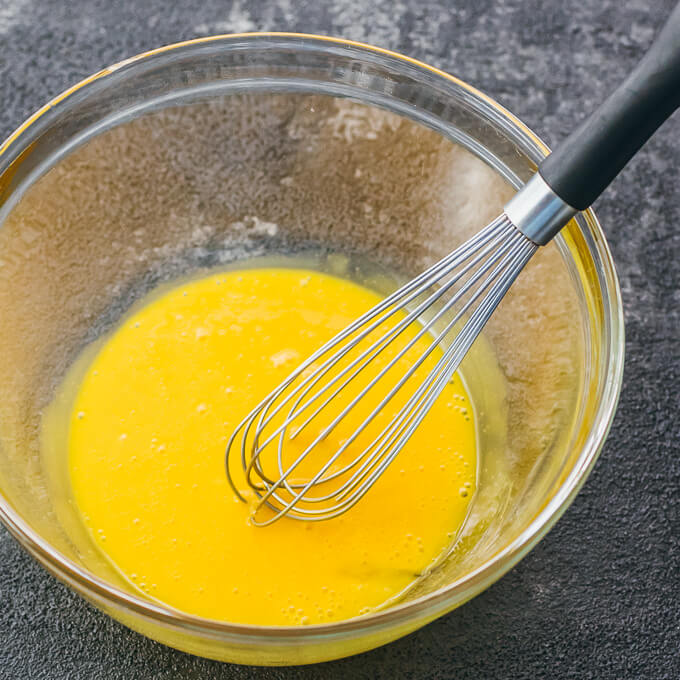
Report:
0,1,679,678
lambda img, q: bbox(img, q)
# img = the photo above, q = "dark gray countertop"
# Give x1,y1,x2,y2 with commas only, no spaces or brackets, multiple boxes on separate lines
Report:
1,1,678,678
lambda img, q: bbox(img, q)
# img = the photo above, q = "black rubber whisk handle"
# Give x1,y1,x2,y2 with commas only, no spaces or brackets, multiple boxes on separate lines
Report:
540,2,680,211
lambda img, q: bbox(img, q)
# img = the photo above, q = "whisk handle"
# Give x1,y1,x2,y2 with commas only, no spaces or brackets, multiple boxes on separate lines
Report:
539,2,680,212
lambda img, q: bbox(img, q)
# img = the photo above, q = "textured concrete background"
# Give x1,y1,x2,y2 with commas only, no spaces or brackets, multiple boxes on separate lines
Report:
1,0,679,678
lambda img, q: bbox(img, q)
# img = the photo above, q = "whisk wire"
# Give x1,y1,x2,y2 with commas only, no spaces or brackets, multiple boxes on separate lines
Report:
229,216,508,496
251,230,536,524
225,217,537,525
266,223,528,504
258,222,520,501
247,220,516,498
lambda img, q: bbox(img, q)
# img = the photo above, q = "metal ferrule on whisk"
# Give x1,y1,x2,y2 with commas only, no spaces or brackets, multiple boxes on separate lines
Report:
504,173,578,246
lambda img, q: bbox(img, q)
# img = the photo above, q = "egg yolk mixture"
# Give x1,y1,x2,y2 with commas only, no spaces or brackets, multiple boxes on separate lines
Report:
63,268,476,625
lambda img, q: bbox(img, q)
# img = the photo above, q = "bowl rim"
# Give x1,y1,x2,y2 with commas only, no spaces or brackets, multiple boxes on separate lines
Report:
0,32,625,642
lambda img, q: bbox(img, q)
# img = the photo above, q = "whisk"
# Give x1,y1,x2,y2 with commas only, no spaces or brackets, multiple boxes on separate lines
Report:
226,3,680,526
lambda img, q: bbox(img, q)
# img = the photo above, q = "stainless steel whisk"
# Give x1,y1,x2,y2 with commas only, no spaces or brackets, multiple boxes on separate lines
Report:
226,3,680,526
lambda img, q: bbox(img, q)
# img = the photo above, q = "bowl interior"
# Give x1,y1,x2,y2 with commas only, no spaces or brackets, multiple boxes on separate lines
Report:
0,36,620,662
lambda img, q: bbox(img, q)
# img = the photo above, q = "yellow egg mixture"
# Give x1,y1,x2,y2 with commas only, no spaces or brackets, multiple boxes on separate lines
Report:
57,268,476,625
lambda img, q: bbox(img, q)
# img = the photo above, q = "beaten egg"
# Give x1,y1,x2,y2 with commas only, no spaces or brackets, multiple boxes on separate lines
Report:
50,268,476,625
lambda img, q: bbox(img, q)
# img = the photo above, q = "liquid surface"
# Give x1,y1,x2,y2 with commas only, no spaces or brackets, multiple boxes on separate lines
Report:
62,268,476,625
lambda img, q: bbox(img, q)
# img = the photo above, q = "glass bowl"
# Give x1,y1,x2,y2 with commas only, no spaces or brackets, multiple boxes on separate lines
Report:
0,34,624,665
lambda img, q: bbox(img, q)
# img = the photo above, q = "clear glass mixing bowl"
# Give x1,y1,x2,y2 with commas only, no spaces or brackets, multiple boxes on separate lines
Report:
0,35,623,665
